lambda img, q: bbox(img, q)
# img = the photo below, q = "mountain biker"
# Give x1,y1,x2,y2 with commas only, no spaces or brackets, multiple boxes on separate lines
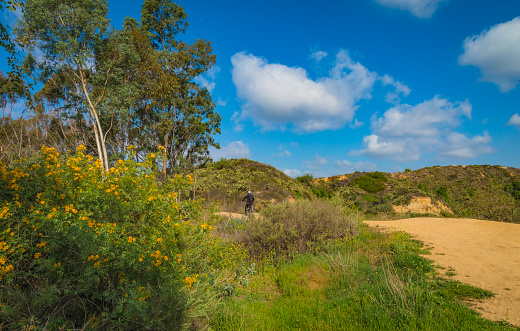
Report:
242,191,254,215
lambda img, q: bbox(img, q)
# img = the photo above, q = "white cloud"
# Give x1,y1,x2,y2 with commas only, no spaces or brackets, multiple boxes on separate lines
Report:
273,150,292,157
380,74,411,104
440,132,493,158
506,113,520,129
283,169,303,178
374,0,447,18
216,97,227,107
194,66,221,93
350,118,364,128
353,96,492,161
310,50,328,63
371,96,472,138
231,50,377,133
210,141,250,160
335,160,377,173
459,17,520,92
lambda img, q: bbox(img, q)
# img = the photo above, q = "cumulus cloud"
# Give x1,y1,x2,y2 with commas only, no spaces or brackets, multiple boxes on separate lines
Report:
440,132,493,158
310,50,328,63
380,74,411,104
371,96,472,138
353,96,492,161
231,50,377,132
506,113,520,129
335,160,377,173
374,0,447,18
283,169,303,178
209,141,250,160
459,17,520,92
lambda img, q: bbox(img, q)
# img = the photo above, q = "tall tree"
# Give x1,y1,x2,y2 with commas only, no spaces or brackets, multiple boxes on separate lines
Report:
139,0,221,178
15,0,112,170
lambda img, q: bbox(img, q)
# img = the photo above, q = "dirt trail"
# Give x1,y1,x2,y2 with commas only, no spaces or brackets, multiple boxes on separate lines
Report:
365,218,520,325
215,212,262,219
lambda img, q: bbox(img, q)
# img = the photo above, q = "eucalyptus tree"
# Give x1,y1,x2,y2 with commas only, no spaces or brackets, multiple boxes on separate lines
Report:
15,0,113,170
138,0,221,178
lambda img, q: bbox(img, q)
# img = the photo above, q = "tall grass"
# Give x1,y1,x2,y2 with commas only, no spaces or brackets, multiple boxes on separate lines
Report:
210,223,518,330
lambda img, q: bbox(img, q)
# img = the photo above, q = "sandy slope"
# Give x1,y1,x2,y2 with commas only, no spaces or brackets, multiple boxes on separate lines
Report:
365,218,520,326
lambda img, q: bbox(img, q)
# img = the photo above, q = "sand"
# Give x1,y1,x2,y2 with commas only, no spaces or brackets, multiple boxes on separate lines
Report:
365,218,520,325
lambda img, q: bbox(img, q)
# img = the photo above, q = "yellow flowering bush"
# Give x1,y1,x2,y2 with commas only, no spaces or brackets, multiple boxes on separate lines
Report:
0,146,221,329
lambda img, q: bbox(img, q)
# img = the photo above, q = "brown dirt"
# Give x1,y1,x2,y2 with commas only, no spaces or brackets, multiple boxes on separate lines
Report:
393,196,452,215
365,217,520,325
215,211,262,219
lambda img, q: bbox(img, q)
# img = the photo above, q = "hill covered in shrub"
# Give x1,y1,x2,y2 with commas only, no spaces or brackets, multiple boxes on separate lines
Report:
310,165,520,223
192,159,313,213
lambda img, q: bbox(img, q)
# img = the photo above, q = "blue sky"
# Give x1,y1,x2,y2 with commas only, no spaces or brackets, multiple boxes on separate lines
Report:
2,0,520,177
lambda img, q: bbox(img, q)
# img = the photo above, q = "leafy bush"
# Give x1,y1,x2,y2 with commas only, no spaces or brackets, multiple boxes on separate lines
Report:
362,195,378,203
504,180,520,200
239,199,360,258
0,146,222,330
435,186,449,201
213,158,231,170
350,172,388,194
296,173,314,185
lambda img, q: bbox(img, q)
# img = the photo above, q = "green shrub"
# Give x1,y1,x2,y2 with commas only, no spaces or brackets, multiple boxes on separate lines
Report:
505,180,520,200
213,158,231,170
350,172,387,194
296,173,314,185
435,186,449,201
362,195,378,203
0,146,222,330
240,199,360,258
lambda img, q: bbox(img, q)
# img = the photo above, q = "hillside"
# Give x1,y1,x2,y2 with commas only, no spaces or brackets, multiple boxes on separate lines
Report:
194,160,520,223
313,165,520,223
192,158,313,213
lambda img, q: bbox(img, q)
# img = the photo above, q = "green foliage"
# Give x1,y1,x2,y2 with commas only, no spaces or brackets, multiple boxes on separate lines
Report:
311,186,334,198
350,172,387,194
436,186,449,201
11,0,221,174
213,158,231,170
504,180,520,201
0,146,223,329
362,194,378,203
296,173,314,185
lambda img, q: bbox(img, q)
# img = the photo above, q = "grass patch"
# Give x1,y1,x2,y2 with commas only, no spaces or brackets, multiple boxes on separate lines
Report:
210,221,518,330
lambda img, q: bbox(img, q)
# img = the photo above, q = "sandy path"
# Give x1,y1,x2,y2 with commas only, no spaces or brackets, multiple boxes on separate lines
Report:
365,218,520,325
215,211,262,219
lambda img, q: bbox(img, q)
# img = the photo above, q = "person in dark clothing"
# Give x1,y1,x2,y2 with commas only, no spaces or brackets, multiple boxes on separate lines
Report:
242,191,254,215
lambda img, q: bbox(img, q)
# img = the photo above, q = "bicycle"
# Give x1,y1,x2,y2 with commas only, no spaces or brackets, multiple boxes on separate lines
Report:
245,203,253,216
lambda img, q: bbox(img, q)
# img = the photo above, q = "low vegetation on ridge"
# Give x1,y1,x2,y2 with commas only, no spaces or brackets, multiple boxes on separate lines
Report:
305,165,520,223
